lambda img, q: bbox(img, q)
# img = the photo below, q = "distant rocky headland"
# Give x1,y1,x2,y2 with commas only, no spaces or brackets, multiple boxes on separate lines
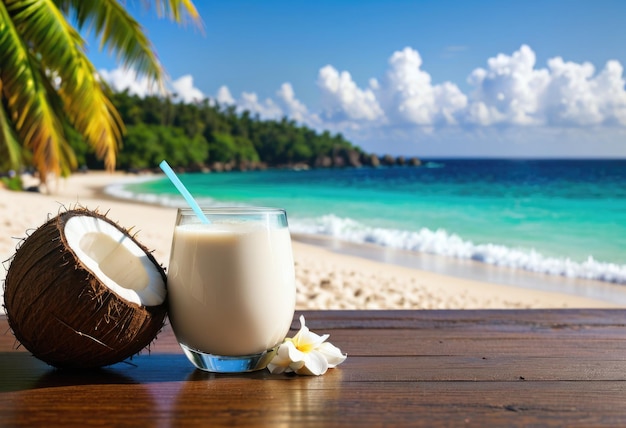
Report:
80,91,424,175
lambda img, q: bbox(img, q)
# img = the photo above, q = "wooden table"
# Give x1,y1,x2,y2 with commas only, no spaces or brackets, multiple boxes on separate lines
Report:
2,309,626,426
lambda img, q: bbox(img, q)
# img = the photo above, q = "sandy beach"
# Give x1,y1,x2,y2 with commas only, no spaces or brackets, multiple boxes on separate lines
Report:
1,171,622,314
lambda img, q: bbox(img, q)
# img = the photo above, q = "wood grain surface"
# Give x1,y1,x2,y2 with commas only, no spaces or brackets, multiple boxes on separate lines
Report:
2,309,626,427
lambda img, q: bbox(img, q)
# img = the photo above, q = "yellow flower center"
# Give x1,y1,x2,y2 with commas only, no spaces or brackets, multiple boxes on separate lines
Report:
286,337,315,353
296,342,315,353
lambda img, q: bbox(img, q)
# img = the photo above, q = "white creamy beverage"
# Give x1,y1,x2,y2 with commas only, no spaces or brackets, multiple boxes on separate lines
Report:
167,222,296,356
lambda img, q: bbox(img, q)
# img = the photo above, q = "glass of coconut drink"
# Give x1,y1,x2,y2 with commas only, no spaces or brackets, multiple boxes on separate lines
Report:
167,207,296,372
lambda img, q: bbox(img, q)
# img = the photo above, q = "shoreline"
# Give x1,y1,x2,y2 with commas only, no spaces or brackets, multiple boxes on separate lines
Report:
1,171,622,313
292,233,626,305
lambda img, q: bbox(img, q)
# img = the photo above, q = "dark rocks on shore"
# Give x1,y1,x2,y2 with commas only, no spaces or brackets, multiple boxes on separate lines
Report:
381,154,396,166
235,160,268,172
370,154,422,168
408,157,422,167
365,154,381,167
159,151,422,174
314,155,333,168
345,149,362,168
332,155,345,168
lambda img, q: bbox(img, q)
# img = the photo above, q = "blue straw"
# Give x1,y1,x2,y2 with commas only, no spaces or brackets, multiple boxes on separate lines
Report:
159,160,210,224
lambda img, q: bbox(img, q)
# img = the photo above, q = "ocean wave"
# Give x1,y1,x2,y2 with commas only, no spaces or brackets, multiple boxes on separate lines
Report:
105,181,189,207
105,180,248,208
289,214,626,284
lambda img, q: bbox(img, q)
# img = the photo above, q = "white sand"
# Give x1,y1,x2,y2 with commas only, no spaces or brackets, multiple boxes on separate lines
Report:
0,172,621,314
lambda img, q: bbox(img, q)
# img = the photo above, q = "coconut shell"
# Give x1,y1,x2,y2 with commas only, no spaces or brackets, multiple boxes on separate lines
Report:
3,208,167,369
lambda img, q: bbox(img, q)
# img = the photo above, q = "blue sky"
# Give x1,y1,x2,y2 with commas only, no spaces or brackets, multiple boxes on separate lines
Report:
89,0,626,158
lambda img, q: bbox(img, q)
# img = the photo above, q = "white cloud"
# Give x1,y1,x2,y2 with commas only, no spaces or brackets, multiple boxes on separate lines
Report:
98,67,159,97
314,47,468,128
376,47,467,126
276,82,310,123
171,75,204,103
595,60,626,125
216,85,235,105
213,83,321,129
317,65,384,122
466,45,626,128
466,44,550,126
237,91,283,120
99,67,204,103
543,57,626,126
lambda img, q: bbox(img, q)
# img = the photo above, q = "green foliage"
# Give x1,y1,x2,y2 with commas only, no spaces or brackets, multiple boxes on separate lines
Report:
65,126,90,168
104,91,362,171
209,132,259,163
117,124,209,170
0,175,23,191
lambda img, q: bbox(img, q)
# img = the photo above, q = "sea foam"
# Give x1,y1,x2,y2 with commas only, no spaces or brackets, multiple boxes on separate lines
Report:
289,214,626,284
106,181,219,208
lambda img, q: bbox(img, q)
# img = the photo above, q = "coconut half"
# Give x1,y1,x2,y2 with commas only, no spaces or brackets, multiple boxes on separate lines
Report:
3,207,167,369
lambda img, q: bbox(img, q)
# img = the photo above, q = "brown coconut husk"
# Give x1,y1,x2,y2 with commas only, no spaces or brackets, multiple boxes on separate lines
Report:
3,207,167,369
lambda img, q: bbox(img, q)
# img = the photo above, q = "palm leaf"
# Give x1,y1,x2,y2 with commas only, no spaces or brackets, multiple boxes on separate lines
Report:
0,0,70,181
0,80,25,171
56,0,163,89
150,0,201,25
55,0,202,91
8,0,124,172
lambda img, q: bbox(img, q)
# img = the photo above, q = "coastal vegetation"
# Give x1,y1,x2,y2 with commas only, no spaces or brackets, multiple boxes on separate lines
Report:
75,91,373,172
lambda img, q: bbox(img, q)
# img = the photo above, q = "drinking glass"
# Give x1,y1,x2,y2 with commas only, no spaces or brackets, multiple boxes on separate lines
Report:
167,207,296,372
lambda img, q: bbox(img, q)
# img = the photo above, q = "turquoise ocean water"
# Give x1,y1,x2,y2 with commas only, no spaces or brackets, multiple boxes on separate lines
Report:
109,159,626,285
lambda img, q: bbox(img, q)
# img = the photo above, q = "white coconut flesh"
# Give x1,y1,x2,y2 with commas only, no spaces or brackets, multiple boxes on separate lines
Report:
64,216,166,307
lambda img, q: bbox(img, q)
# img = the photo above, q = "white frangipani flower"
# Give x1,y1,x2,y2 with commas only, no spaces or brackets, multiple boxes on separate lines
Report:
267,315,347,376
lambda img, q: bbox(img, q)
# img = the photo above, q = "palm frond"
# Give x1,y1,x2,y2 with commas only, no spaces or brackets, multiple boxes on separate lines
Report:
0,79,25,171
152,0,202,26
0,0,70,181
9,0,124,172
56,0,164,90
55,0,202,92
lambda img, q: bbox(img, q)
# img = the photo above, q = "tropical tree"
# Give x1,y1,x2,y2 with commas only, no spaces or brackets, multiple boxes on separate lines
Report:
0,0,201,185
